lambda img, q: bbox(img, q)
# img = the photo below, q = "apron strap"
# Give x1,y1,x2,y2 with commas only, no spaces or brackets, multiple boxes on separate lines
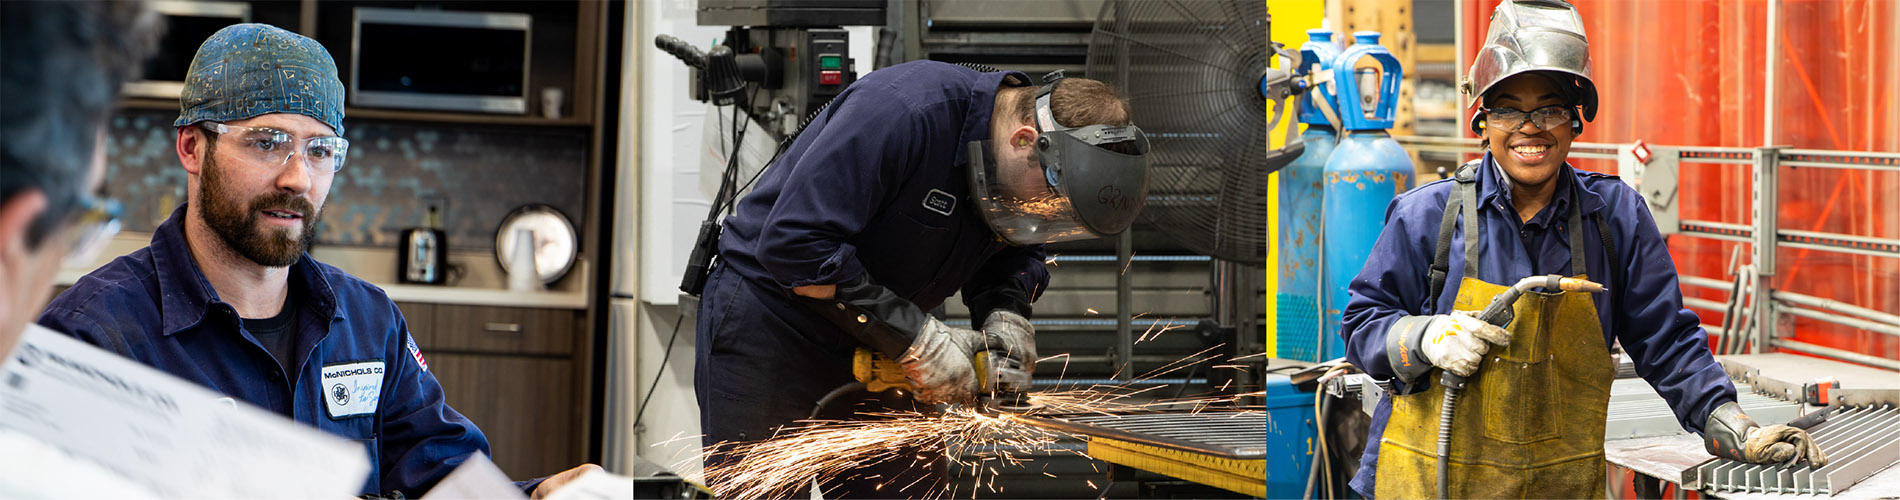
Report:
1428,160,1484,309
1427,188,1463,306
1567,177,1589,277
1586,179,1619,337
1461,173,1482,279
1567,174,1623,338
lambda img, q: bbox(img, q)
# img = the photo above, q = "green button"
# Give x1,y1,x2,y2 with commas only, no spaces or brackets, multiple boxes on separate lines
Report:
819,55,842,69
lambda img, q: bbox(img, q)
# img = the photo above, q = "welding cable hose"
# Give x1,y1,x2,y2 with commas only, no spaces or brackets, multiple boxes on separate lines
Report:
1306,362,1356,500
1436,379,1463,499
811,382,870,420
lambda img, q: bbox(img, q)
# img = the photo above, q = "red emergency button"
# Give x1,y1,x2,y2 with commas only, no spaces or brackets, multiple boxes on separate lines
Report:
819,70,843,85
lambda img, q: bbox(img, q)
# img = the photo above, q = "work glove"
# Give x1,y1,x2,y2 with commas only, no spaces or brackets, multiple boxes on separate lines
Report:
1705,401,1829,466
979,310,1037,373
1419,311,1511,376
900,317,984,405
1390,310,1511,379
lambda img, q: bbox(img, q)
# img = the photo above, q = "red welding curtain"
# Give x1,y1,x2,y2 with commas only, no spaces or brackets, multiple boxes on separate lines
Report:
1460,0,1899,365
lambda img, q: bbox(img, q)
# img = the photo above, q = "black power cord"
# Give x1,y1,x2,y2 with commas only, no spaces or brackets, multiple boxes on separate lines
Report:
635,86,754,432
631,311,686,432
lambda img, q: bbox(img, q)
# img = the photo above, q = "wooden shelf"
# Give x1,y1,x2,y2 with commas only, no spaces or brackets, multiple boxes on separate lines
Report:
120,97,180,112
344,107,593,128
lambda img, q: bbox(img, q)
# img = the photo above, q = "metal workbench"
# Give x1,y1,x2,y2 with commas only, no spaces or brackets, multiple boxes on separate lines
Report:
1604,354,1900,498
1025,410,1268,497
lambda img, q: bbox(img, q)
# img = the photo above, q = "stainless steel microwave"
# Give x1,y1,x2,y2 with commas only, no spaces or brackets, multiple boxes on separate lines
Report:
124,1,252,100
350,8,532,114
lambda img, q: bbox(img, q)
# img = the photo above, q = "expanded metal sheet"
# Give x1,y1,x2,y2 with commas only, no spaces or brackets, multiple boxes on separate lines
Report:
1693,405,1900,495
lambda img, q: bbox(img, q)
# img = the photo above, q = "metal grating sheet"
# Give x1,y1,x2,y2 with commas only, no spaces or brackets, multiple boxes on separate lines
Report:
1023,411,1267,459
1693,405,1900,495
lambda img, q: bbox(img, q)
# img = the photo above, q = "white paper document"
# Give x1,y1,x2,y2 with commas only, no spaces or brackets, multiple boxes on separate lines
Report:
543,468,636,500
420,451,527,499
0,325,371,498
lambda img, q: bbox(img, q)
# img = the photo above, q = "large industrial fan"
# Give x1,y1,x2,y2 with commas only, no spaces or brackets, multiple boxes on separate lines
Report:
1085,0,1294,264
1078,4,1366,498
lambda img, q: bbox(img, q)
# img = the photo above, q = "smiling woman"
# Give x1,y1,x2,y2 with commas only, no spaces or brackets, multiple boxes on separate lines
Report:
1477,74,1579,223
1339,2,1829,498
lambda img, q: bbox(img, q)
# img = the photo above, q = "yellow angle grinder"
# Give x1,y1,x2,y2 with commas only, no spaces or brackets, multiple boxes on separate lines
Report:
852,348,1041,414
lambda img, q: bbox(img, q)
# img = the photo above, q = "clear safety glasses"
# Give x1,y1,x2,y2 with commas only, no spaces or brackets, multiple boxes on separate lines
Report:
1483,104,1574,132
199,121,350,173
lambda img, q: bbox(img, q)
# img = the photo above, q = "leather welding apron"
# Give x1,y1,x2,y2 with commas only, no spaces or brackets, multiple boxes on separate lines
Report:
1376,167,1618,499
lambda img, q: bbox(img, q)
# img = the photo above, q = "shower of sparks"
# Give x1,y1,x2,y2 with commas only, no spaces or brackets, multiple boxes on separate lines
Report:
678,346,1262,499
1135,318,1187,343
692,407,1067,499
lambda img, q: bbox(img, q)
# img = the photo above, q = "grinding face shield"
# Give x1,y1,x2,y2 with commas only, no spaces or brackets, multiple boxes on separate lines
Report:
966,72,1152,246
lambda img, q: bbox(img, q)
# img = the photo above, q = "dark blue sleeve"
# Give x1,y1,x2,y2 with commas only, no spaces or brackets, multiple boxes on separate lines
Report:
37,305,109,349
37,283,143,357
960,244,1049,317
753,86,928,289
1603,184,1735,434
375,306,498,495
1340,187,1445,394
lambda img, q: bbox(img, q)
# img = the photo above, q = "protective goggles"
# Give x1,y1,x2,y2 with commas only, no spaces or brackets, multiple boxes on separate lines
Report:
199,121,350,173
1482,104,1574,132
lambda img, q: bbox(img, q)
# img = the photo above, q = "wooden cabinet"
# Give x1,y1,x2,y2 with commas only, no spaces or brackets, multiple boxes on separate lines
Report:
430,304,576,356
428,353,576,479
396,301,435,346
395,301,586,481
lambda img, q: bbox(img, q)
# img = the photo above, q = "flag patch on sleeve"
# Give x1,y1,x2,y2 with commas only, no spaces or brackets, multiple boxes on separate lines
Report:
406,334,428,372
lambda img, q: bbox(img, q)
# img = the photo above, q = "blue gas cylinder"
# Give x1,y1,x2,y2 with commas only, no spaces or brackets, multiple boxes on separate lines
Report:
1293,29,1342,127
1277,126,1334,363
1276,29,1343,362
1320,32,1414,360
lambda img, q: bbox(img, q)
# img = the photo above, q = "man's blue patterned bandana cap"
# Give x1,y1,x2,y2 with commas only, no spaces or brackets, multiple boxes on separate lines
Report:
174,23,345,136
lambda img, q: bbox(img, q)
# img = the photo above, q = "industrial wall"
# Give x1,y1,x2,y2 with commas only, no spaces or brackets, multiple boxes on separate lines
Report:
1460,0,1900,364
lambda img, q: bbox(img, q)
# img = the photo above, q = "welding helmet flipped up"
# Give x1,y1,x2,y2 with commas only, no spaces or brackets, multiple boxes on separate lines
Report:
968,71,1152,246
1462,0,1598,134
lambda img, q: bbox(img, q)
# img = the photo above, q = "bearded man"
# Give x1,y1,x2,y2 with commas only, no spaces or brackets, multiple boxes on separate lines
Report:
37,23,596,498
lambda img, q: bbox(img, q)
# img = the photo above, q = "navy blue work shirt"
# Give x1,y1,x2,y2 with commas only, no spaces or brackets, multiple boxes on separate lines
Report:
716,60,1049,311
1340,154,1737,496
38,206,543,497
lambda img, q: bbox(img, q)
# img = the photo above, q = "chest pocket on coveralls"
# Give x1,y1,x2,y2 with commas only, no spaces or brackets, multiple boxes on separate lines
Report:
898,189,957,230
885,193,957,263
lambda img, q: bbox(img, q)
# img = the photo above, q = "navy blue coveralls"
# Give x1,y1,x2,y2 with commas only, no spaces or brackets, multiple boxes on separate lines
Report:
695,61,1049,497
1340,155,1738,496
39,206,542,496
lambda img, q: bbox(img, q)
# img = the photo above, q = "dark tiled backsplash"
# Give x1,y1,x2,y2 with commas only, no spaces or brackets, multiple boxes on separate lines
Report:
107,108,588,251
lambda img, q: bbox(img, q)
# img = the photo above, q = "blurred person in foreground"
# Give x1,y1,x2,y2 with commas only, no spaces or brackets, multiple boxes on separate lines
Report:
0,0,159,493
